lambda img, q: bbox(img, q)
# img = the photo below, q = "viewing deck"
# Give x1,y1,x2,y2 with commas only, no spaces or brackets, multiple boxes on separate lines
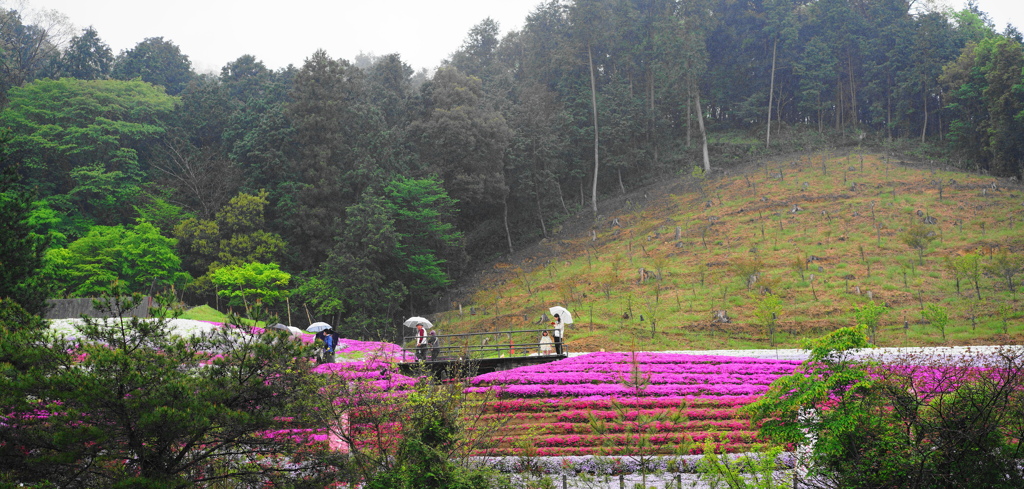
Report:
397,328,567,377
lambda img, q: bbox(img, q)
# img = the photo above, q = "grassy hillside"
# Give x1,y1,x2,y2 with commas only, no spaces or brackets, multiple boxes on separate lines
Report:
435,150,1024,352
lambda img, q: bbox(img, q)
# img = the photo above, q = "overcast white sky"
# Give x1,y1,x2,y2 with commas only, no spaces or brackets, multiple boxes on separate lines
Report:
9,0,1024,75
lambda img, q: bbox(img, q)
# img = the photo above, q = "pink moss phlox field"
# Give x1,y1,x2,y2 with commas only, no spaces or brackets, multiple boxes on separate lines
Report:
467,352,799,399
312,360,416,391
461,352,799,456
482,396,759,413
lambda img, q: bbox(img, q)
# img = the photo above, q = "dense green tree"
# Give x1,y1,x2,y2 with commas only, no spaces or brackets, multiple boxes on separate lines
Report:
282,49,385,270
209,261,290,316
367,53,416,129
0,166,51,316
111,36,195,95
297,189,406,339
56,26,113,80
410,66,511,254
449,18,502,86
383,176,465,305
173,190,285,287
44,221,190,297
942,33,1024,178
748,328,1024,488
0,292,330,487
0,78,176,232
220,54,272,101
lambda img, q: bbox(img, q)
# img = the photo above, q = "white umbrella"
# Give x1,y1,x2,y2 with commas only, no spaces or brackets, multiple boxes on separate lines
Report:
271,323,306,338
403,317,433,329
549,306,573,324
307,322,332,333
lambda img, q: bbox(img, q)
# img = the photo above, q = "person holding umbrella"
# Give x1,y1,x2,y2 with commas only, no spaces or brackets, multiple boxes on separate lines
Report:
415,323,427,361
307,322,336,364
548,306,572,356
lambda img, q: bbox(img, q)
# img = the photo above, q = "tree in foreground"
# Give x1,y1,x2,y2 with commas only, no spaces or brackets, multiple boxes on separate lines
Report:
747,326,1024,488
299,361,511,489
0,290,337,488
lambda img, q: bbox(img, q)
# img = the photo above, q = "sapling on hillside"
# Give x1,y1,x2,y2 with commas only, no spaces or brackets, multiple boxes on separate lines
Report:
854,300,888,344
901,224,933,263
921,303,950,342
753,292,784,347
985,250,1024,299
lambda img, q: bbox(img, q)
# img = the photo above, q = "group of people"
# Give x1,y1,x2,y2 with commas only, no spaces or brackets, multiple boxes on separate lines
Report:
538,313,564,355
314,327,342,364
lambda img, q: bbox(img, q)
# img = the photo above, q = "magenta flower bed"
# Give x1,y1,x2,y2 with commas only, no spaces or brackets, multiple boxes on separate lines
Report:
466,352,799,455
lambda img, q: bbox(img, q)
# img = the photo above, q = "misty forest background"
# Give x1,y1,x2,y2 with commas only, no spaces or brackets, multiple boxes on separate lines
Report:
2,0,1023,341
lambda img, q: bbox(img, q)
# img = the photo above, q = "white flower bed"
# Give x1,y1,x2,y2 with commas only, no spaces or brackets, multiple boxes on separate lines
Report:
47,318,225,340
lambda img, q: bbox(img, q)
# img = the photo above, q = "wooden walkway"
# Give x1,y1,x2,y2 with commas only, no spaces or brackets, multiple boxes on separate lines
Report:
397,328,568,377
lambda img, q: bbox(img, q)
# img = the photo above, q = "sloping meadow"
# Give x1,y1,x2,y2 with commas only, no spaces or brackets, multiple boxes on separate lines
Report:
466,352,802,456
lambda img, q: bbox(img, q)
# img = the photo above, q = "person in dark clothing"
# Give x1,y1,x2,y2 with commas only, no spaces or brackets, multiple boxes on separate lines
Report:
428,330,440,361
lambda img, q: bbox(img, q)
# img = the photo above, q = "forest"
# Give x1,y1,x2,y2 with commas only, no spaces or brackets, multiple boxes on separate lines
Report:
2,0,1023,341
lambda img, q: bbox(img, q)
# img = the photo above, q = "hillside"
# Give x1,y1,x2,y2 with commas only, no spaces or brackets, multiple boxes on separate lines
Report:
435,149,1024,352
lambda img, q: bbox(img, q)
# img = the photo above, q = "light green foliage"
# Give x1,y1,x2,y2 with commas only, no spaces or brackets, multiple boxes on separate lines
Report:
752,293,783,347
44,221,190,297
173,190,285,288
985,250,1024,298
0,78,176,230
854,301,888,344
948,252,984,299
696,443,787,488
746,325,873,446
384,175,464,296
209,262,290,314
899,223,935,264
921,303,950,341
750,328,1024,488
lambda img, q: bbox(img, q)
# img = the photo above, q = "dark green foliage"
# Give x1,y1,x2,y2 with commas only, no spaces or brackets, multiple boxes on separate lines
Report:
296,177,463,340
56,26,113,80
0,166,51,316
111,37,195,95
0,290,329,488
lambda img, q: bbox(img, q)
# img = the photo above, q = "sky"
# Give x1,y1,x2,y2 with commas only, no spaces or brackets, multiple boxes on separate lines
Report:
9,0,1024,75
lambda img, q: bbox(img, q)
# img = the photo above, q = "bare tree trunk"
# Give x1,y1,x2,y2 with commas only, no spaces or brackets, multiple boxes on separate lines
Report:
618,168,626,194
886,73,893,141
695,89,710,172
686,73,692,147
535,184,548,238
556,180,569,214
766,38,777,149
503,194,514,254
588,43,600,215
920,80,928,143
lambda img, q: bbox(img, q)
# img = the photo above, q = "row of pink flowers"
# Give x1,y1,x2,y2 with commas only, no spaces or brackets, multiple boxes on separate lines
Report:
482,419,751,434
470,442,761,457
477,395,760,413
